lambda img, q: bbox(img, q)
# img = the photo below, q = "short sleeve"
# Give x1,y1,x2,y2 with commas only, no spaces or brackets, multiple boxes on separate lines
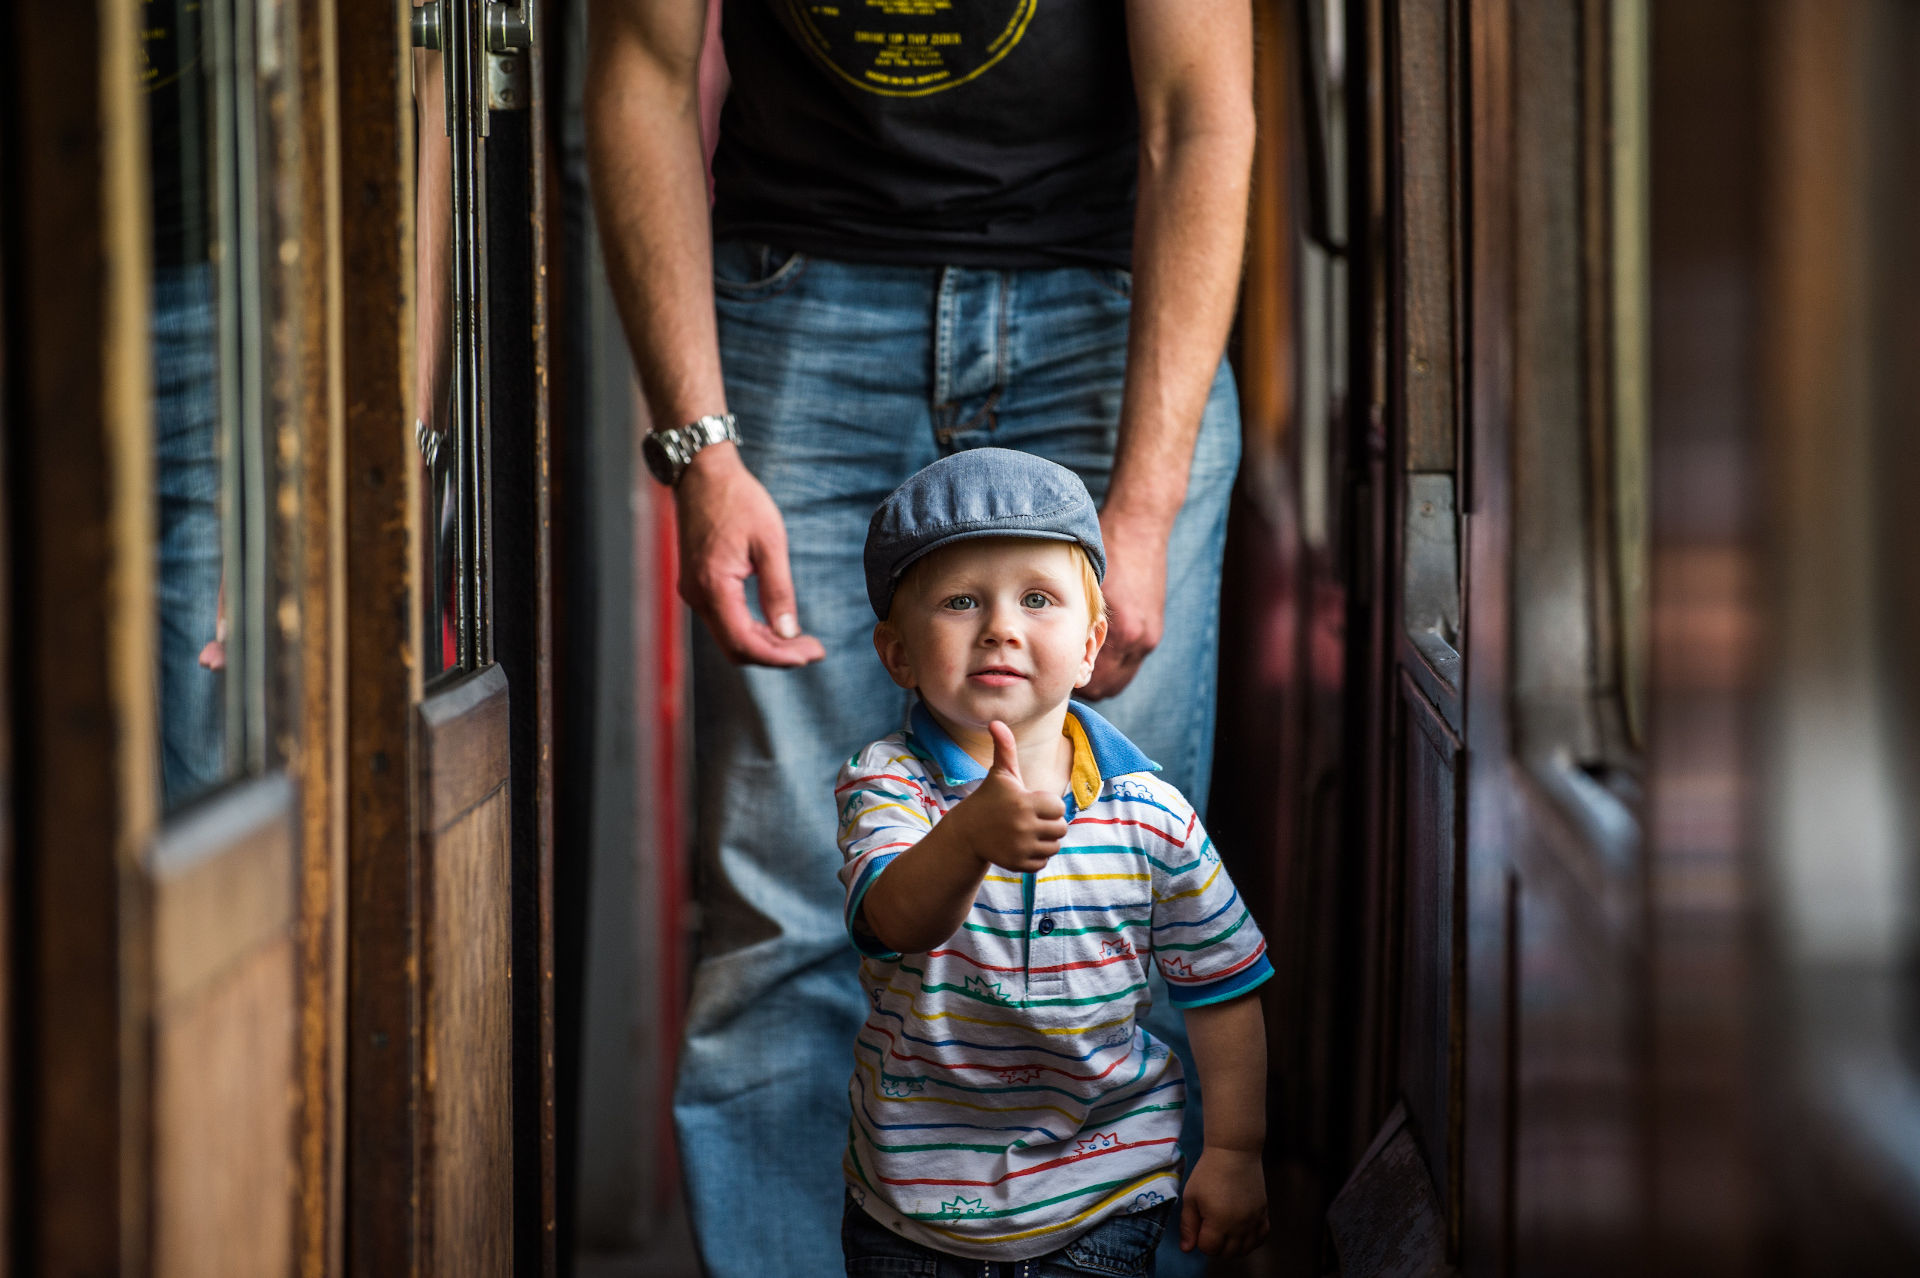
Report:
835,743,936,960
1148,793,1273,1008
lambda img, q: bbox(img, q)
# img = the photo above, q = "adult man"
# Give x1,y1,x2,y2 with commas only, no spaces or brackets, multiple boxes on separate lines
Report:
584,3,1255,1274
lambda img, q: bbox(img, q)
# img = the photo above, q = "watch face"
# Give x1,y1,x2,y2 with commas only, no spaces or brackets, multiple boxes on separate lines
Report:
642,431,678,485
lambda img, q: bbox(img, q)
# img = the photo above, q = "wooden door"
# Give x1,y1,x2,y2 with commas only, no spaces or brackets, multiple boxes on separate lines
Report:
343,2,550,1274
7,0,344,1273
1330,1,1661,1273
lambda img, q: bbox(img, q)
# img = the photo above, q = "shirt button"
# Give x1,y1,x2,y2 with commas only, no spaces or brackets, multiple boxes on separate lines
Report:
1037,917,1056,936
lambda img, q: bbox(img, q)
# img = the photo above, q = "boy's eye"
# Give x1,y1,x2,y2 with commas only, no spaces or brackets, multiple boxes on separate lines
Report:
1022,592,1052,609
942,595,977,611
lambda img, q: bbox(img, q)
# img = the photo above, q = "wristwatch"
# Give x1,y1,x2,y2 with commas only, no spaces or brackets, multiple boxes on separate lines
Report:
642,412,739,487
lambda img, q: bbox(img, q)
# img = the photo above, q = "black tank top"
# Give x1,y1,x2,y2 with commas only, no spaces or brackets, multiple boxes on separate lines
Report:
710,0,1138,269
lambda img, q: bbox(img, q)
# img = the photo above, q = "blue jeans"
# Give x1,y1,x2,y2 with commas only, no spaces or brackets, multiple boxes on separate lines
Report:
842,1191,1179,1277
152,261,226,807
674,242,1240,1278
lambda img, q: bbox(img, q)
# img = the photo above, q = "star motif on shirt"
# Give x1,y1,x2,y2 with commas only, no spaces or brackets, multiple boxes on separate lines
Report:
964,974,1008,1003
881,1075,927,1097
941,1195,988,1216
1099,1022,1135,1048
1099,939,1136,960
993,1066,1044,1084
1073,1131,1121,1156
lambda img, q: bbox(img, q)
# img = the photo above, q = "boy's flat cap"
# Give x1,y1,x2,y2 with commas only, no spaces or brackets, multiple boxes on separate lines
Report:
864,448,1106,619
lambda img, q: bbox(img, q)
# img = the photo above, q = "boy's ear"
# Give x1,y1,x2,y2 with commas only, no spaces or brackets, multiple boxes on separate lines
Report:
873,621,918,691
1075,615,1110,688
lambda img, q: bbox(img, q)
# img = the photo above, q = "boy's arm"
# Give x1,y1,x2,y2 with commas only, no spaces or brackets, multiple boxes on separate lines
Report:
858,722,1067,955
857,817,993,956
1177,994,1269,1257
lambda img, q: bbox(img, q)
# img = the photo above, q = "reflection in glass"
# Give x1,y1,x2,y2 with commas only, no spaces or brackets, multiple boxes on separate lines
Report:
416,27,456,681
144,0,230,808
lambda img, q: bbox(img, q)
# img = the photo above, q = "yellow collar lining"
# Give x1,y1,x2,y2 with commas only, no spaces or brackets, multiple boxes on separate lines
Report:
1061,712,1102,812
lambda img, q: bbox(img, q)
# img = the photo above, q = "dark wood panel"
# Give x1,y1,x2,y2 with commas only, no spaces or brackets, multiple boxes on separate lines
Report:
417,663,513,1277
291,0,348,1273
1509,877,1637,1277
6,0,155,1269
486,43,560,1271
418,664,511,831
1397,672,1464,1248
1457,0,1520,1269
337,0,424,1267
1393,0,1458,473
0,67,13,1268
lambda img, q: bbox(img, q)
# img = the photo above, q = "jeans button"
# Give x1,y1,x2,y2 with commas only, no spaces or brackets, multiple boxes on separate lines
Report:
1037,916,1055,936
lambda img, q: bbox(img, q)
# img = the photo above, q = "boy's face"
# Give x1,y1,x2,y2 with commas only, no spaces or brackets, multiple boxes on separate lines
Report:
875,538,1108,738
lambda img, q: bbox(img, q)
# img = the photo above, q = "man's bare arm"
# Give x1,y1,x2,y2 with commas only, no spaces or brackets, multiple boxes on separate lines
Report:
585,0,823,666
1085,0,1255,699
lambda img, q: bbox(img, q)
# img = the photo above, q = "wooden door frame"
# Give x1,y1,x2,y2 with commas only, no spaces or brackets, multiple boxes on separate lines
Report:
6,2,156,1267
338,0,425,1271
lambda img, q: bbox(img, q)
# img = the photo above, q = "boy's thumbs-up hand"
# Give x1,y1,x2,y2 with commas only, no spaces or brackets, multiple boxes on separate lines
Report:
987,720,1027,787
956,721,1068,873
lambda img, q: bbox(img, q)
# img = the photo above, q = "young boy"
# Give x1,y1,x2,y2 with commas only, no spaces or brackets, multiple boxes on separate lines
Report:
836,449,1272,1274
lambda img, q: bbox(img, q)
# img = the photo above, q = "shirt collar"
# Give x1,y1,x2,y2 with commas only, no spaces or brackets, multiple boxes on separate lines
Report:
906,699,1161,799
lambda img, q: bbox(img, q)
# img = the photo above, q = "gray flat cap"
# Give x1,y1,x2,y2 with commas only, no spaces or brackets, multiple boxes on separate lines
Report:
864,448,1106,619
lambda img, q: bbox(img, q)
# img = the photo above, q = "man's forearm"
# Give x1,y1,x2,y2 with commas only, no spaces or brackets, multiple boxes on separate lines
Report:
584,0,728,435
1107,123,1254,533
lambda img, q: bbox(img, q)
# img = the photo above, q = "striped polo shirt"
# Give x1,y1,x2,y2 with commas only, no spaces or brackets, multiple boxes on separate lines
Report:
835,700,1273,1262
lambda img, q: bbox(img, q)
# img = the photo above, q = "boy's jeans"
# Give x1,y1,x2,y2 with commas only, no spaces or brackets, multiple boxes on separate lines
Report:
841,1191,1181,1278
674,243,1241,1278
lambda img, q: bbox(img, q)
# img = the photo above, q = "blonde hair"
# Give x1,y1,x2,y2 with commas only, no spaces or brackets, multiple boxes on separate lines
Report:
887,540,1106,626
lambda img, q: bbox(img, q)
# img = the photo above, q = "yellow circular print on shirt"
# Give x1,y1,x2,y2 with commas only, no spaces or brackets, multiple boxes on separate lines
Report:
785,0,1038,98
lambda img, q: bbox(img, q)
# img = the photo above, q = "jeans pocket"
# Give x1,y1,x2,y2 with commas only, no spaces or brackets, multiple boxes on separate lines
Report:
1053,1201,1172,1276
713,238,809,300
1090,266,1132,300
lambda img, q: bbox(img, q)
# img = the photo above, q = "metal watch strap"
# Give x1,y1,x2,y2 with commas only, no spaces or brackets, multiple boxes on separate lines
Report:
656,412,738,485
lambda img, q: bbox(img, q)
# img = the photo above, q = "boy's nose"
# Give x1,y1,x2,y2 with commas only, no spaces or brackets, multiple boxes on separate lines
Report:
980,603,1022,644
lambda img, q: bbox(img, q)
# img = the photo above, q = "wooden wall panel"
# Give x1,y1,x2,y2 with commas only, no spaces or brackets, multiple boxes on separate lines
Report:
155,937,298,1277
417,665,514,1278
1509,877,1636,1277
1397,675,1463,1238
1393,0,1458,473
337,0,423,1266
149,777,301,1278
425,791,513,1278
6,0,155,1268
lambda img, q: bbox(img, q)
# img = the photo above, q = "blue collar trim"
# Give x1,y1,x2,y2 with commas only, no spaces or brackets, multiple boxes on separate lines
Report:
906,699,1161,788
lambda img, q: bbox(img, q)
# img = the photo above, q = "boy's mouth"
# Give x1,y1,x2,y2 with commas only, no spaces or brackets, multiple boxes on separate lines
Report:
968,666,1028,685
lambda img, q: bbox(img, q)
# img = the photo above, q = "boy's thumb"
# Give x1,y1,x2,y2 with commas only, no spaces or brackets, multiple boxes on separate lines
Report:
987,721,1024,786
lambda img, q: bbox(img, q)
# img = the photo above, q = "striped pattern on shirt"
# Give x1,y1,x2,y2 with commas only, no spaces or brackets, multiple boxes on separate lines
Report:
835,700,1273,1262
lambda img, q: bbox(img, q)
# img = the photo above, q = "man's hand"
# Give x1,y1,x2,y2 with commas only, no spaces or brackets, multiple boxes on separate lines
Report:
1080,509,1170,700
952,721,1070,873
674,444,826,667
1178,1147,1269,1258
